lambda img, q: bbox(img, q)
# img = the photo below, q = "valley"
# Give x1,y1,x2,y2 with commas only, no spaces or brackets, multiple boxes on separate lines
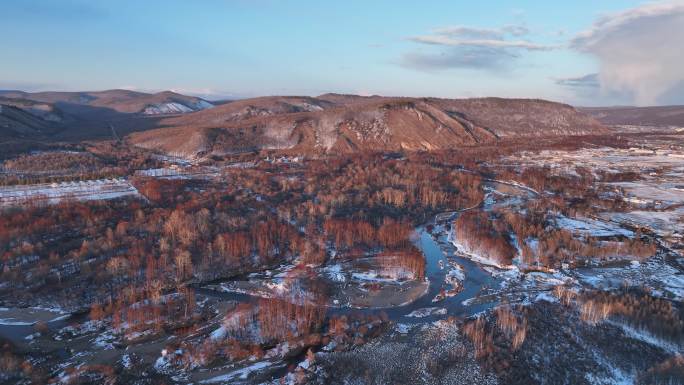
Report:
1,111,683,384
4,1,684,383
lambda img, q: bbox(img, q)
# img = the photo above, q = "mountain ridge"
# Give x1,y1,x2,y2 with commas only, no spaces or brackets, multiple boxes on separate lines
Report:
0,89,214,115
128,95,607,157
0,90,609,155
581,105,684,127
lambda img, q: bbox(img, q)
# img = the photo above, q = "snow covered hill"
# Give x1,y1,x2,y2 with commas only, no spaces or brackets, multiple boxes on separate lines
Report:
143,98,214,115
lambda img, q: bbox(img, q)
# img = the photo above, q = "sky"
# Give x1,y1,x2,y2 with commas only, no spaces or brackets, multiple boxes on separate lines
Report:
1,0,683,106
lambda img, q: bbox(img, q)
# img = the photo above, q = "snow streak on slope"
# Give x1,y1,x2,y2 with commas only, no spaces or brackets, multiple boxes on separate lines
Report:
143,100,214,115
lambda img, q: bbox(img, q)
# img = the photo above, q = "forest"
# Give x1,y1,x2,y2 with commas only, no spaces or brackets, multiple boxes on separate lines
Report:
1,133,683,385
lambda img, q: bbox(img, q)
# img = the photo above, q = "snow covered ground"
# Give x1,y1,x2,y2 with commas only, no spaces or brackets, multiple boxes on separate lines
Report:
143,100,214,115
135,166,219,180
502,145,684,244
602,208,684,239
504,147,684,179
554,215,635,238
0,178,140,207
607,181,684,208
211,256,429,310
198,361,279,383
143,102,194,115
571,257,684,300
150,154,195,166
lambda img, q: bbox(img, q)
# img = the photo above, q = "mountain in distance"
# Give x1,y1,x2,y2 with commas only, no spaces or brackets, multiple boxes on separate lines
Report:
0,89,214,116
0,103,61,141
0,89,216,142
129,94,607,158
581,105,684,128
0,97,66,122
0,89,609,155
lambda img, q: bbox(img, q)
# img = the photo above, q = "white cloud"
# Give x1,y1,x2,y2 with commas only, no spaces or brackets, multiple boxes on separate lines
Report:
409,35,553,51
402,23,552,71
571,1,684,106
431,26,507,40
502,25,530,37
168,88,245,100
115,85,243,100
555,73,600,88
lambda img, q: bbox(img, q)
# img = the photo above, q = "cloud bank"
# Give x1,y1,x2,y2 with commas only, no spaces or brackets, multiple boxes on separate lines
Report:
401,24,552,71
555,73,600,89
571,1,684,106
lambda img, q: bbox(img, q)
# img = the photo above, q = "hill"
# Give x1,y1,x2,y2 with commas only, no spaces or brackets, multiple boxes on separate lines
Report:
581,105,684,128
0,89,214,116
0,97,67,123
0,89,216,142
0,100,63,141
129,95,607,157
0,90,608,154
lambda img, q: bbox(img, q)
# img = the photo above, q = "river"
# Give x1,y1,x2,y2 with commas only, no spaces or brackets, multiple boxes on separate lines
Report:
193,222,501,323
2,179,533,341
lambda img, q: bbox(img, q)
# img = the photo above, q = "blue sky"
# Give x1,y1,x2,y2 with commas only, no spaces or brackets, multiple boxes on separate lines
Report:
1,0,682,106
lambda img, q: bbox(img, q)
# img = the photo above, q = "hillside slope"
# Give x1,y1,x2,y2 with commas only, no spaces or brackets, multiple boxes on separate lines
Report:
0,90,217,142
0,103,60,140
0,97,66,123
129,96,607,157
582,105,684,127
0,90,608,152
431,98,605,137
0,89,214,115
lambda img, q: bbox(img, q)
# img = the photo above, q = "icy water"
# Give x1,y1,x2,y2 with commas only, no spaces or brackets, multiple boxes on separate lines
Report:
195,180,529,322
0,223,503,343
194,223,501,323
376,226,500,322
0,308,72,343
0,179,523,340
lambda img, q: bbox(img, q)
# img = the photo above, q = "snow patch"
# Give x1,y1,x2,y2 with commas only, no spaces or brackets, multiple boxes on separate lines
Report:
324,264,346,282
199,361,275,383
534,292,559,303
405,307,447,318
555,216,634,238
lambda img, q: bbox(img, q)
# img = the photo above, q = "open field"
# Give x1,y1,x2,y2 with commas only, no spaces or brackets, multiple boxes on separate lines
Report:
0,178,140,207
